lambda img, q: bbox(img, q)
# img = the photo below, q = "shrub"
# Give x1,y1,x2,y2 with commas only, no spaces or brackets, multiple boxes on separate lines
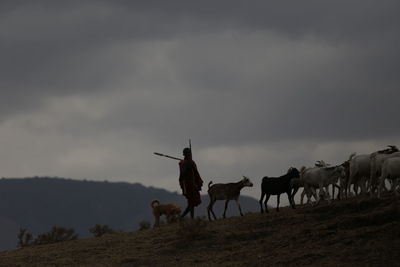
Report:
17,228,33,248
89,224,115,237
33,226,78,245
138,220,151,230
17,226,78,247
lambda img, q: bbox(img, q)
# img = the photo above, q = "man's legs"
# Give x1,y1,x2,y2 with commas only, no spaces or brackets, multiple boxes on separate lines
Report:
180,205,194,219
190,206,194,219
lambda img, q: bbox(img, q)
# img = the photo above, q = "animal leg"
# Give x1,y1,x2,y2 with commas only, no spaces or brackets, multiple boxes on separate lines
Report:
310,187,319,206
235,199,244,216
318,185,328,204
259,191,266,213
360,177,367,195
384,179,391,192
392,179,399,196
291,187,299,200
324,186,331,203
378,176,385,198
223,200,230,218
395,179,400,195
287,192,295,209
354,184,359,196
276,194,280,212
207,198,217,221
264,194,270,213
334,184,341,200
347,175,353,199
310,188,318,204
300,189,306,205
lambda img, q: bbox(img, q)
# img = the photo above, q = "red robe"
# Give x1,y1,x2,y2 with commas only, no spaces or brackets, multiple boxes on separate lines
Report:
179,159,203,207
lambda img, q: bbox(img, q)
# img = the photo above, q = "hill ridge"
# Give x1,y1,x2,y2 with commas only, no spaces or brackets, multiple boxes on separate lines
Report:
0,194,398,266
0,177,259,251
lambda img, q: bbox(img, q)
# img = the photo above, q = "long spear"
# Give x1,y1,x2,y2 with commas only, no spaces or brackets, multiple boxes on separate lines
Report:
153,152,182,161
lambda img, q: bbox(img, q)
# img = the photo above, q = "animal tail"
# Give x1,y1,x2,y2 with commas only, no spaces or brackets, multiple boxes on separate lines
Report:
208,181,213,189
151,199,160,208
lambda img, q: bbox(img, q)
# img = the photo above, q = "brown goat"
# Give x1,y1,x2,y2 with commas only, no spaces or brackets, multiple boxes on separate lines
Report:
207,176,253,221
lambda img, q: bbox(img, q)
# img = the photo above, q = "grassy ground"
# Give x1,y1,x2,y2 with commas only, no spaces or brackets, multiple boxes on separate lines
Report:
0,194,399,266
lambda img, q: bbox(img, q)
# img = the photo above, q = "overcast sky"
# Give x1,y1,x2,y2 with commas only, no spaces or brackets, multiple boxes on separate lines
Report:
1,1,399,203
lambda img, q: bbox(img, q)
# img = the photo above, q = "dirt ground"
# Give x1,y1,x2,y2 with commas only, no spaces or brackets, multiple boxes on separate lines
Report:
0,194,399,266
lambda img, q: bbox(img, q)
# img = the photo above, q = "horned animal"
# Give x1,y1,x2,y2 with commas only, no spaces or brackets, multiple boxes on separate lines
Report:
260,167,300,213
207,176,253,221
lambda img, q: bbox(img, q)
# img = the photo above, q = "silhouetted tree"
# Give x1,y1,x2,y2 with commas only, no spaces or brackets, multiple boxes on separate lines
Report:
138,220,151,230
89,224,115,237
17,226,78,247
33,226,78,245
17,228,33,248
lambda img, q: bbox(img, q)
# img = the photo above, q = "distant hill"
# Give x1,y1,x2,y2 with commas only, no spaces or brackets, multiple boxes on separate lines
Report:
0,194,398,266
0,177,259,251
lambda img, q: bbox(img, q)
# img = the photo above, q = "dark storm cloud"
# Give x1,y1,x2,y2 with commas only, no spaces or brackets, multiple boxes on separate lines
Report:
2,0,399,90
0,1,400,197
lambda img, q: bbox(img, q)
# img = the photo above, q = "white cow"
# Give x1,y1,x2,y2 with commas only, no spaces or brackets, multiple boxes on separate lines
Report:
378,157,400,198
301,165,345,205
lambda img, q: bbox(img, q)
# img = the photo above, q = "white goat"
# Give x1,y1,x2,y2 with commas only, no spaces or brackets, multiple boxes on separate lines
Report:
378,157,400,198
291,177,317,205
370,151,400,194
340,158,352,198
347,153,371,196
301,165,345,205
292,162,330,205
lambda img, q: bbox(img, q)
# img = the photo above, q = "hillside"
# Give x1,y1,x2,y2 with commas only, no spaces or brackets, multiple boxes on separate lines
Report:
0,177,259,250
0,194,398,266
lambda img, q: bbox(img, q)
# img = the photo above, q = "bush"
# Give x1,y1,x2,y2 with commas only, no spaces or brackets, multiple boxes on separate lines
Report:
34,226,78,245
138,220,151,230
17,228,33,248
17,226,78,247
89,224,115,237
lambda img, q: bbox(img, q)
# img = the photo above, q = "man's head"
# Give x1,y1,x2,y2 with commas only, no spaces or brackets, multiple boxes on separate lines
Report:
183,147,192,158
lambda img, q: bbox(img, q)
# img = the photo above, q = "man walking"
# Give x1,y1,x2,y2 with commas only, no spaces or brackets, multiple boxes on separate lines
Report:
179,147,203,219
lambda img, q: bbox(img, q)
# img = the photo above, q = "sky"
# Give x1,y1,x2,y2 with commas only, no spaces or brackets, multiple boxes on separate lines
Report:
1,1,399,203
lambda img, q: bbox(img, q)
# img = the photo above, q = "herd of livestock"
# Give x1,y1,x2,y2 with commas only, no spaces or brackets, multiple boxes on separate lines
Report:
206,145,400,221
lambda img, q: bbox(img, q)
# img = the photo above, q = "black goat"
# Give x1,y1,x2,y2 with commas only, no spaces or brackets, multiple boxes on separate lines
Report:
259,167,300,213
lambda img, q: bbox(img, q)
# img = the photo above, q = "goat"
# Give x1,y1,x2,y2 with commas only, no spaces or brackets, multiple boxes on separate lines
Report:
301,165,345,205
340,159,351,198
207,176,253,221
290,177,317,205
314,161,341,200
347,153,371,196
370,149,400,195
259,167,300,213
378,157,400,198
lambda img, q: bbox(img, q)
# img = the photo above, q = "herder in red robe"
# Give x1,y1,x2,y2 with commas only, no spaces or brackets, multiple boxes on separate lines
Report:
179,147,203,219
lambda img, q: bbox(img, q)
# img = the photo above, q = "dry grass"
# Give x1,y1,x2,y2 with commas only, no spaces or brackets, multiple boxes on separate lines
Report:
0,194,399,266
